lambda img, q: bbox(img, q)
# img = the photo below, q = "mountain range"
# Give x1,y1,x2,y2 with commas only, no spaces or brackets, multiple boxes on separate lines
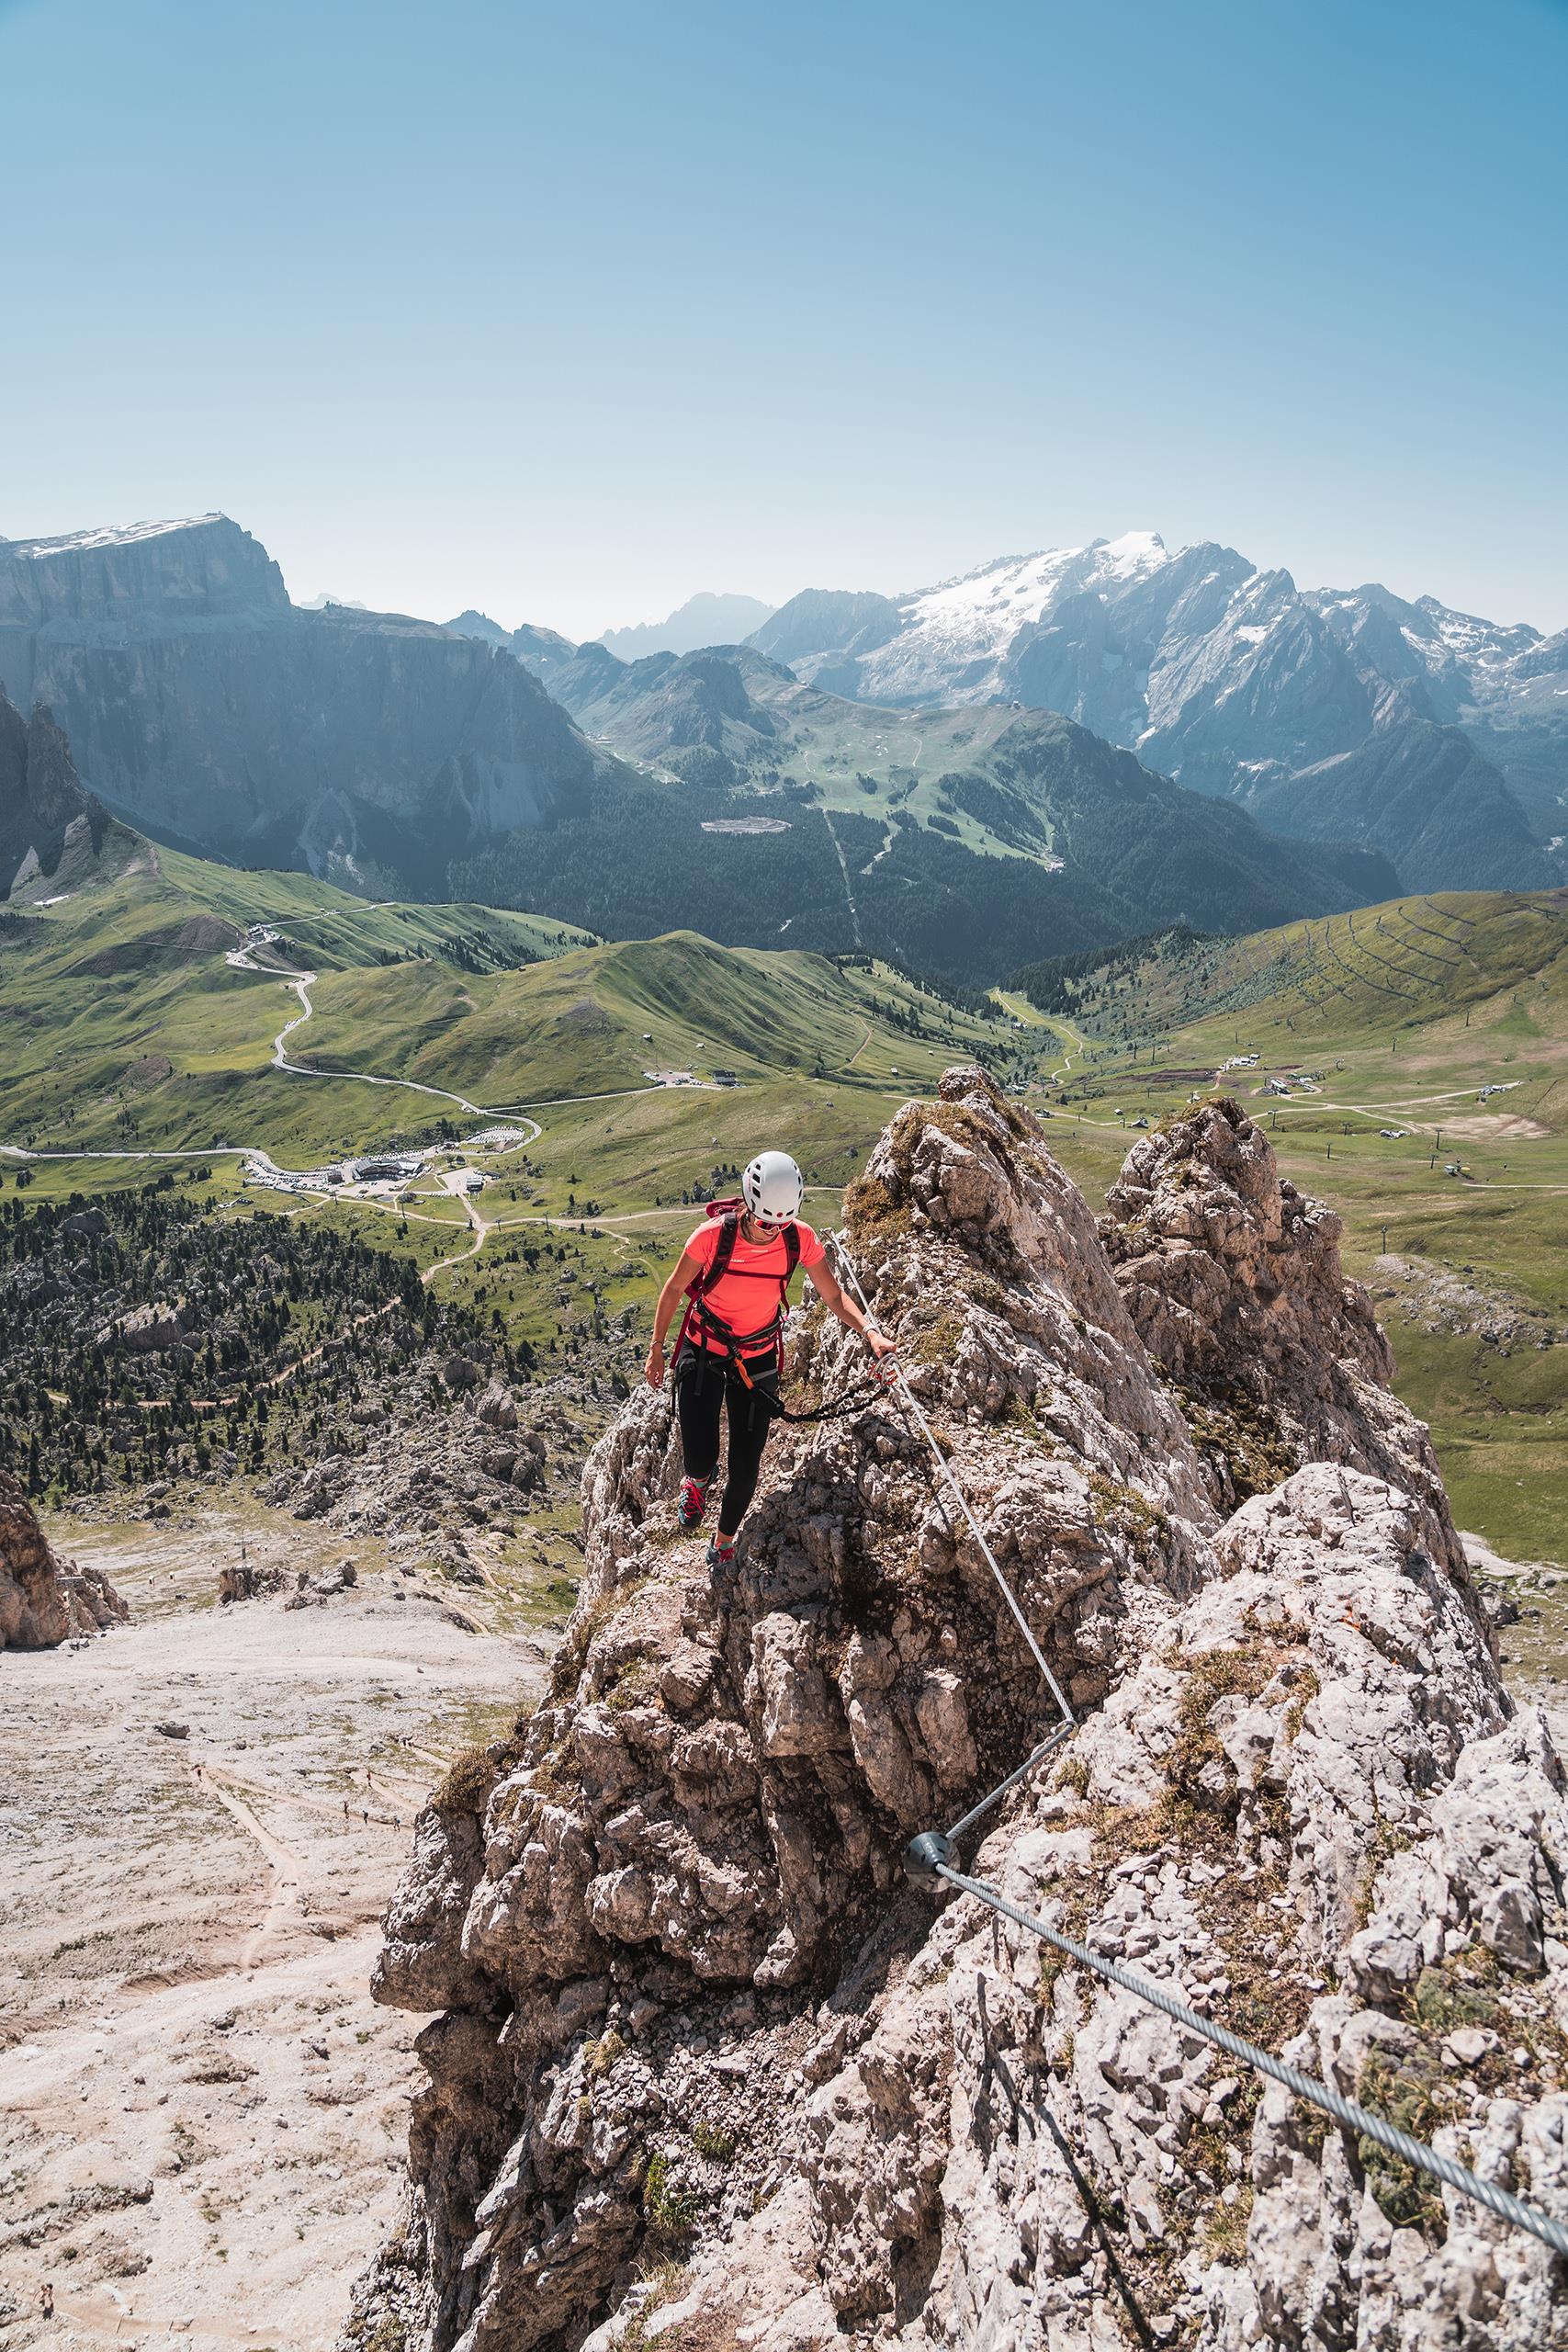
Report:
745,533,1568,891
445,634,1393,979
0,515,613,893
451,593,779,665
5,507,1561,984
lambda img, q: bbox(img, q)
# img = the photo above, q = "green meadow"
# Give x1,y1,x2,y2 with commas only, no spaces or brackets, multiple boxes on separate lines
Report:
4,850,1564,1563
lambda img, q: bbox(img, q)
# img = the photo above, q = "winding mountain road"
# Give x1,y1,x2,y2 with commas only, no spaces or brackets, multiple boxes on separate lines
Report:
235,945,546,1136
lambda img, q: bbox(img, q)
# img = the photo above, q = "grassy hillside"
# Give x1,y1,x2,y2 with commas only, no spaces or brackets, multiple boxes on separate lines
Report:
0,839,999,1177
0,850,600,1161
1011,890,1568,1049
459,648,1393,985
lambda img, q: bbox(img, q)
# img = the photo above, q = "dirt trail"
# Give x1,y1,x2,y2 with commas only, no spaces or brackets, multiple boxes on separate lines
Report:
820,809,863,947
201,1773,310,1970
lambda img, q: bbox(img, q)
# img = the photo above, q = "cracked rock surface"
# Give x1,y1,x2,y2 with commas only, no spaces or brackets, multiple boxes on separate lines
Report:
0,1469,126,1648
342,1071,1568,2351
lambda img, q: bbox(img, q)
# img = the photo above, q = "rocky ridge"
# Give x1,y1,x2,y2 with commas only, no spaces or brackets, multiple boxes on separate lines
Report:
344,1071,1568,2350
0,1471,126,1648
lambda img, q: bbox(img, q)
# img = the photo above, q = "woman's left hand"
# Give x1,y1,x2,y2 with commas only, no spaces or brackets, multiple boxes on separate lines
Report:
863,1325,898,1372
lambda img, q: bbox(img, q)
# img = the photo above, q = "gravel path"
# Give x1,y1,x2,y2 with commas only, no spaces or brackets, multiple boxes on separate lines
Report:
0,1501,551,2351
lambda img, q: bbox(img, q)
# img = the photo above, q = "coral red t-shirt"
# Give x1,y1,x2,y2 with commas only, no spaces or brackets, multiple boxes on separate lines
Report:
682,1216,825,1352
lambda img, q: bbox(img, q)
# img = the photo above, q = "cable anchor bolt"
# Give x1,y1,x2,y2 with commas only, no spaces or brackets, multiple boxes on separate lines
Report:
905,1830,954,1886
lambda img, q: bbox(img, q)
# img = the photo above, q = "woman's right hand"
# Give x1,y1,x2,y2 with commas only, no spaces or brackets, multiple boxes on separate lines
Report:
644,1342,666,1391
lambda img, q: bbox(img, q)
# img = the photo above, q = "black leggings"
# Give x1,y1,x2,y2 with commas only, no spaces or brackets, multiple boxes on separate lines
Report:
674,1341,778,1536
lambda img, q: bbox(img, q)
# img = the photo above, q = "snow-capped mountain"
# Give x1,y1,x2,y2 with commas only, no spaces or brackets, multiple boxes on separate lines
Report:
750,535,1568,891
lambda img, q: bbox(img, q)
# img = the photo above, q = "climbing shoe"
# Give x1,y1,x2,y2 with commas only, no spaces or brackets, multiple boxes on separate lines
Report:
706,1532,737,1572
677,1476,712,1532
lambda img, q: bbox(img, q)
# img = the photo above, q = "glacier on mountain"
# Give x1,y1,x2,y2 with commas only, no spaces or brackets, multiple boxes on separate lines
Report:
748,534,1568,884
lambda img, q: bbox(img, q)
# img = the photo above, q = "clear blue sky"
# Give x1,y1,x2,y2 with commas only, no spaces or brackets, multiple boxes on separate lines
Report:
2,0,1564,639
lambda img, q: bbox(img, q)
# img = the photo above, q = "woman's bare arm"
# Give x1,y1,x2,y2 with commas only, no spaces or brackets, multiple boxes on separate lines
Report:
644,1248,705,1388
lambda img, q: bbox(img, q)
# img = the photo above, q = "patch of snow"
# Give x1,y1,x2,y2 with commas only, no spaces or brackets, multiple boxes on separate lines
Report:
861,535,1173,706
1100,529,1168,578
8,514,226,559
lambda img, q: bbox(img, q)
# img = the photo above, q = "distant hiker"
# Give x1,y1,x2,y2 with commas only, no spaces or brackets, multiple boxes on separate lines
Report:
39,2283,53,2319
645,1150,896,1569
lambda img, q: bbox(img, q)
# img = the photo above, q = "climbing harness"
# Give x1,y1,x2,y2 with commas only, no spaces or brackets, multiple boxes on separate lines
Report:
828,1235,1568,2263
677,1203,892,1428
675,1323,892,1430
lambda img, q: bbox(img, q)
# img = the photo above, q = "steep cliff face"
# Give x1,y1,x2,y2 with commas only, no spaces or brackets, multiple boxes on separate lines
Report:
0,1471,127,1648
346,1073,1568,2352
0,684,118,899
0,516,612,888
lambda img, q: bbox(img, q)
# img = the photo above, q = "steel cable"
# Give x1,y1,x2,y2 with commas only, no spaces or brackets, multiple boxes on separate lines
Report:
932,1858,1568,2262
829,1228,1568,2260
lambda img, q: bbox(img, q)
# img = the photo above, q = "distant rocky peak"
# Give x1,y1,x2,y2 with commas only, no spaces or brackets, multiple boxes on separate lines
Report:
444,608,513,647
598,590,777,662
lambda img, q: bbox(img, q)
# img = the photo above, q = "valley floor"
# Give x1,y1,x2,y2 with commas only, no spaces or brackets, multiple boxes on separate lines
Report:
0,1501,554,2352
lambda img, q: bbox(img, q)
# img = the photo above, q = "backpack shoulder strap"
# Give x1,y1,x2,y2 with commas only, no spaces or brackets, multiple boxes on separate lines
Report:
692,1210,741,1296
783,1222,801,1280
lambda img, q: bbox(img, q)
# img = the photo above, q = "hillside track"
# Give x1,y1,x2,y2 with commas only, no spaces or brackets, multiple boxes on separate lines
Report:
819,809,863,946
235,951,547,1140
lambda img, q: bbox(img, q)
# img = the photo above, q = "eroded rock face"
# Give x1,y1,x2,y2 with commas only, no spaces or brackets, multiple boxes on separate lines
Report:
0,1472,127,1647
344,1075,1566,2352
1100,1096,1452,1522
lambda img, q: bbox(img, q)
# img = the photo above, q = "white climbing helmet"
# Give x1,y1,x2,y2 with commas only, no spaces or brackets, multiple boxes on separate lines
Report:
742,1149,804,1221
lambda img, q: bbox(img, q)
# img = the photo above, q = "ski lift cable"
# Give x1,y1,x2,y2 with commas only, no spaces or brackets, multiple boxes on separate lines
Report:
828,1238,1568,2261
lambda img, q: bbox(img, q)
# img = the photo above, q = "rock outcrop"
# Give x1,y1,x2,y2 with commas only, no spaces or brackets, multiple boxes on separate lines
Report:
1100,1095,1452,1518
0,684,115,899
345,1071,1568,2352
0,1472,127,1647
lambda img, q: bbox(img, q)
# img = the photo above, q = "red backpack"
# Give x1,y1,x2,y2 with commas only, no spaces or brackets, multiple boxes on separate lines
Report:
678,1197,802,1366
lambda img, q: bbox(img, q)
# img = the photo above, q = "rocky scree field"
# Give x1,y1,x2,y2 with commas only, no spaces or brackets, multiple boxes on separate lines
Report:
341,1071,1568,2350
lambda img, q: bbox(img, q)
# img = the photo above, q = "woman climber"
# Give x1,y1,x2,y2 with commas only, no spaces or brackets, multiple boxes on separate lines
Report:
643,1149,897,1569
